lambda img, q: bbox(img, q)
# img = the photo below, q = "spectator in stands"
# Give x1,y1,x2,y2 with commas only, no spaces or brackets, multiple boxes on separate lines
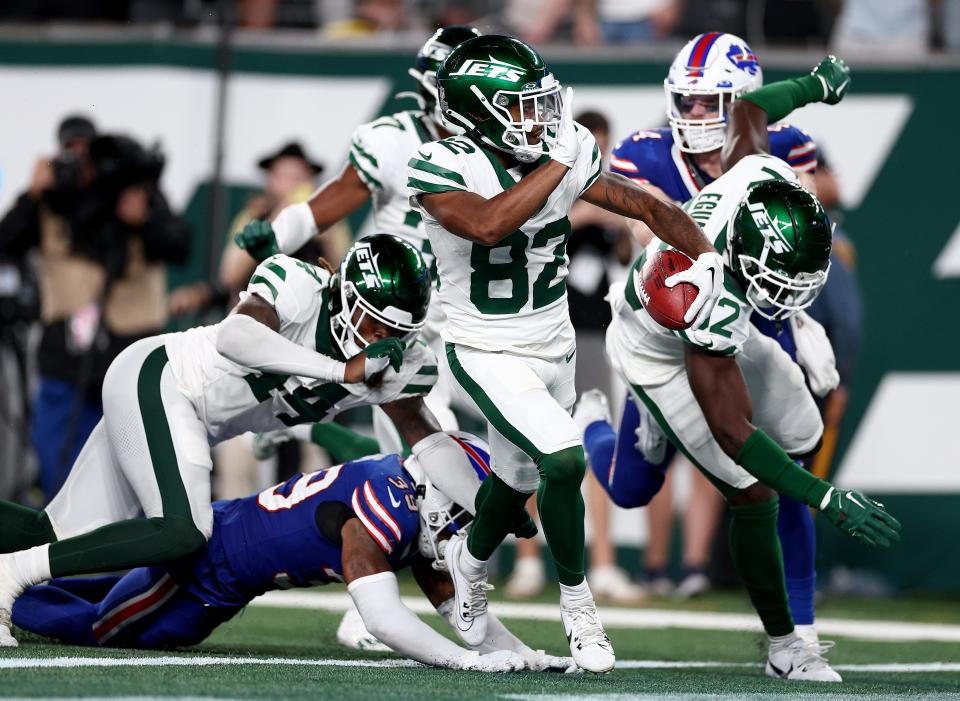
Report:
0,115,190,502
572,0,683,45
504,111,645,604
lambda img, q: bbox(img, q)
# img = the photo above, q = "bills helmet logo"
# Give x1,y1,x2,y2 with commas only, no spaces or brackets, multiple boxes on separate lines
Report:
726,44,758,75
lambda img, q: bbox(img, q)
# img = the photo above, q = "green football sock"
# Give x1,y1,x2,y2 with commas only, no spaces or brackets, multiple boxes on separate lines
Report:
466,473,530,561
310,423,381,463
729,497,794,637
537,446,587,586
49,516,206,578
0,501,56,552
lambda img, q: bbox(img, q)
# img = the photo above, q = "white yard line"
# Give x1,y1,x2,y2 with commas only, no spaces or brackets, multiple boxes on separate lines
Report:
2,656,958,674
251,590,960,643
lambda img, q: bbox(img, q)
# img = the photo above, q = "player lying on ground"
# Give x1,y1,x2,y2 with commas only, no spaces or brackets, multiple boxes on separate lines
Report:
581,56,900,682
0,235,491,647
607,32,843,656
12,433,572,673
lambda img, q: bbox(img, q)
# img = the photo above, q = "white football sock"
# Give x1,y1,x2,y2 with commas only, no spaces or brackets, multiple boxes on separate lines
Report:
459,542,487,577
8,544,51,588
560,578,591,603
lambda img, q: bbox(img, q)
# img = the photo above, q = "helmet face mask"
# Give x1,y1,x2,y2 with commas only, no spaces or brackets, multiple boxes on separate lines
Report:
329,235,431,358
664,32,763,154
408,26,482,133
729,180,832,321
438,35,563,163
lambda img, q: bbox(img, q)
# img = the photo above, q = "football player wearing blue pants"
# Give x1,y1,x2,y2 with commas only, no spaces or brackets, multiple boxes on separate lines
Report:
597,31,841,636
12,433,573,673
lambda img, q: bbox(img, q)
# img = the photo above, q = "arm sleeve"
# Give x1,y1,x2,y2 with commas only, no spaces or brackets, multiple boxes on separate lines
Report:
575,125,602,196
411,432,482,516
407,142,469,197
271,201,319,255
348,571,466,668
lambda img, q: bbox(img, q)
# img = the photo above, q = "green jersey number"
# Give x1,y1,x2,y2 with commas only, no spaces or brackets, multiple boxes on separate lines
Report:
244,373,350,426
469,218,571,315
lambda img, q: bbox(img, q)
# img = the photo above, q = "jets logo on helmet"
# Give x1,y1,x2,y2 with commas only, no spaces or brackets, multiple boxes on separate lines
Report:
450,57,526,82
665,32,764,153
747,201,793,255
354,243,384,290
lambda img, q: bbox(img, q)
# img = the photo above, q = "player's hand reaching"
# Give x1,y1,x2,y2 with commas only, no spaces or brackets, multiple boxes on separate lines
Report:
235,220,281,263
547,87,580,169
820,488,902,548
811,55,851,105
456,649,526,673
344,338,405,383
665,251,724,327
524,649,580,673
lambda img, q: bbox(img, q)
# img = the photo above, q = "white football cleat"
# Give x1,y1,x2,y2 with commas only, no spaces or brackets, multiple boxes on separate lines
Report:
633,401,668,465
587,565,647,605
561,598,615,673
673,570,711,600
446,535,492,646
766,634,842,682
505,556,546,599
573,389,612,434
0,555,23,647
335,603,391,652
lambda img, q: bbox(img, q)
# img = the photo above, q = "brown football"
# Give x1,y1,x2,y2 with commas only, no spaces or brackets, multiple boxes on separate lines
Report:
639,249,698,330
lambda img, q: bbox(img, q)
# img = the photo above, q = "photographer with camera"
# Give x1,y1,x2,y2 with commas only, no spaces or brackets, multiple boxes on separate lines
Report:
0,115,190,502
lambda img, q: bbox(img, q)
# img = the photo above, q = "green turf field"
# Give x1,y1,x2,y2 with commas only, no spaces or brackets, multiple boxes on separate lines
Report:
4,587,960,700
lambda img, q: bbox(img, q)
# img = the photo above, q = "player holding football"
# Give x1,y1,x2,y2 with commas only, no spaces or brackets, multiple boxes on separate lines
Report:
12,433,573,673
590,58,900,681
0,235,484,648
591,32,841,657
406,35,726,673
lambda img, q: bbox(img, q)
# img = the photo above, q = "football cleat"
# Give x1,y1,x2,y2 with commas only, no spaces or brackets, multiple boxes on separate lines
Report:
634,402,668,465
560,597,615,673
587,565,647,605
572,389,612,434
766,634,842,682
335,603,391,652
0,555,23,647
505,556,546,600
446,534,492,646
673,568,711,600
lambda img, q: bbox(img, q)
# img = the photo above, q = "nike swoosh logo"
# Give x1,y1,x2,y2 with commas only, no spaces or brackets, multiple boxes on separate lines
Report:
768,660,793,678
565,349,576,363
846,492,864,509
836,78,850,96
387,486,401,509
419,151,433,161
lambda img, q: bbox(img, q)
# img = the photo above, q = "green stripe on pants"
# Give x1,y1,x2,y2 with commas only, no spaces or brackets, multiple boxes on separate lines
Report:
630,382,741,499
445,343,543,462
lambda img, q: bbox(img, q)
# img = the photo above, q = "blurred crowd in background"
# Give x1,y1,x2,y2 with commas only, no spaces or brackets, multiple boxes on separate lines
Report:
2,0,960,54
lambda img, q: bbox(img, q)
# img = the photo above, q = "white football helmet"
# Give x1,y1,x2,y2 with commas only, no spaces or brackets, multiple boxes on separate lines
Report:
664,32,763,154
407,432,491,569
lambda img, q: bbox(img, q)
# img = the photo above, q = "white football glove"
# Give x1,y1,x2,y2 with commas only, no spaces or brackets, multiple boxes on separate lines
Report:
664,251,724,328
790,310,840,397
455,649,526,673
547,87,580,169
524,649,580,673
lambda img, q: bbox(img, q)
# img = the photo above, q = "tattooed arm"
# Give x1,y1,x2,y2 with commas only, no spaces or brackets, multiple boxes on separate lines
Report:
580,172,716,258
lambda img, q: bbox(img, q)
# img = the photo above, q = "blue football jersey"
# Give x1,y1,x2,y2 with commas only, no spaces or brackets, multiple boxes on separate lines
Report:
609,125,817,203
177,454,420,607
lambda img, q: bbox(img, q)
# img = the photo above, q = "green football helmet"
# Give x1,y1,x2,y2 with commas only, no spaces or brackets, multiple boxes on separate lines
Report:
407,26,482,132
329,234,431,357
728,179,832,320
436,34,563,163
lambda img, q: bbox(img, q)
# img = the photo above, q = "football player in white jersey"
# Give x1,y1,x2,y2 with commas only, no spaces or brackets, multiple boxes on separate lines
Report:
0,235,484,647
601,58,901,681
235,26,482,438
405,35,725,674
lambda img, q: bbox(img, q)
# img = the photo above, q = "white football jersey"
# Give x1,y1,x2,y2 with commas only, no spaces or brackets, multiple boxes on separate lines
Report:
607,154,799,385
407,125,602,358
164,254,438,444
349,109,440,266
